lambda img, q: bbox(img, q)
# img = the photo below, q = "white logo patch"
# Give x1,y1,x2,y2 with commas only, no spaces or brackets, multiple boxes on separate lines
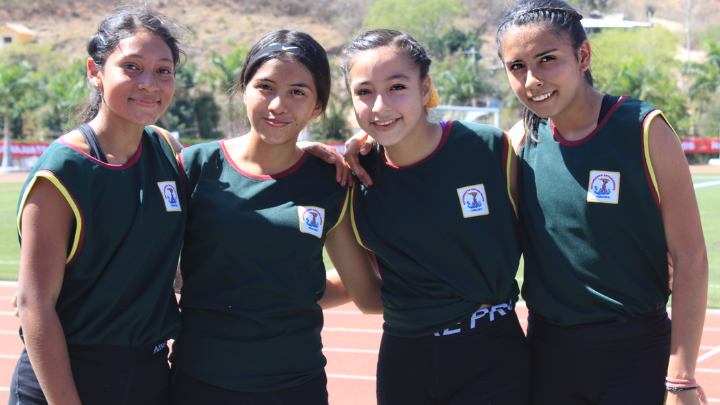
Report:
587,171,620,204
157,181,181,211
457,184,489,218
298,206,325,238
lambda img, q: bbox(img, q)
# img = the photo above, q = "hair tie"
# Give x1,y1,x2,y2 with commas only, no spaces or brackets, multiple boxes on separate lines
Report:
247,43,309,68
425,77,440,111
665,377,708,405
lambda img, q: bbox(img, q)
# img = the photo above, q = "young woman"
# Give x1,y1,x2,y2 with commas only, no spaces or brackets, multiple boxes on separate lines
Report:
495,1,708,404
340,29,529,404
168,30,382,405
11,7,187,405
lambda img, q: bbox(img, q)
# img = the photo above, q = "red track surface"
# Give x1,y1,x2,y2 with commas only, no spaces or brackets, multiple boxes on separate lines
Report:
1,284,719,404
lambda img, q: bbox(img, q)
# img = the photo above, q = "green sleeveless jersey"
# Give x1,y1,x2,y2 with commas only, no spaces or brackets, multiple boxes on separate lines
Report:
518,96,671,326
171,140,348,392
351,121,521,338
16,126,185,345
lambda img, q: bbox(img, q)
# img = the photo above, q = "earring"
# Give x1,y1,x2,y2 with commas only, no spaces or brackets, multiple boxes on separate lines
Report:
93,82,99,88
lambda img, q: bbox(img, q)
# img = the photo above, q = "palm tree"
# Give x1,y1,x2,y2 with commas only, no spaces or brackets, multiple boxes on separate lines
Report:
206,46,247,137
0,60,33,168
434,55,492,106
687,40,720,103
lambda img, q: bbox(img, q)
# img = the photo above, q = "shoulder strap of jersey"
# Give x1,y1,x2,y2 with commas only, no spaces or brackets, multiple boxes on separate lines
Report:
148,125,179,162
507,120,526,156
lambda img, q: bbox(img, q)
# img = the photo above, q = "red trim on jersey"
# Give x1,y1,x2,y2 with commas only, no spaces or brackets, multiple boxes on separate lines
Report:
518,132,527,151
178,151,189,191
384,121,452,169
220,139,308,180
641,111,661,209
552,95,630,147
58,134,143,170
37,170,86,267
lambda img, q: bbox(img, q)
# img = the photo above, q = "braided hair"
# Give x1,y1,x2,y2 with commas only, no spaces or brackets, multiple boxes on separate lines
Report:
496,0,592,145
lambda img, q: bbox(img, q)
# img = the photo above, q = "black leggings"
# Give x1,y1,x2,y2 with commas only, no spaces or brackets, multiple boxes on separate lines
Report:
170,368,328,405
527,309,672,405
376,308,530,405
9,343,172,405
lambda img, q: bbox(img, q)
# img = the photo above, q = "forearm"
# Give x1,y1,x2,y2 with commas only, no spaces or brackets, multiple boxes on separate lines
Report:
319,269,351,309
667,255,708,379
21,306,81,405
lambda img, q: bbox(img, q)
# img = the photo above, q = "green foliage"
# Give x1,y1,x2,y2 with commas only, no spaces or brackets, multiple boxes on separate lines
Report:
432,55,494,106
566,0,611,11
312,96,352,141
590,27,688,133
363,0,465,46
685,40,720,138
206,46,249,136
425,27,483,60
162,61,222,139
0,60,36,141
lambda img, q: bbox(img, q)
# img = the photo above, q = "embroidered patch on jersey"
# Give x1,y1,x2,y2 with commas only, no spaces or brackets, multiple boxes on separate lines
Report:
457,184,489,218
298,206,325,238
587,171,620,204
157,181,181,212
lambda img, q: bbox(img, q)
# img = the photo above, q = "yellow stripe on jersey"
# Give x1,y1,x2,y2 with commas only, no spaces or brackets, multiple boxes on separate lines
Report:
328,188,351,233
643,110,680,205
149,125,179,163
17,170,83,264
507,120,526,155
349,186,370,250
504,136,518,217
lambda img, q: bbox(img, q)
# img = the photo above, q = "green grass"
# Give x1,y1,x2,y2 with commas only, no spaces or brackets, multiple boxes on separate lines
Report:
0,182,22,280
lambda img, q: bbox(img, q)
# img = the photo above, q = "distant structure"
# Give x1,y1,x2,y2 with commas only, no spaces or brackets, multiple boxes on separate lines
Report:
0,23,37,50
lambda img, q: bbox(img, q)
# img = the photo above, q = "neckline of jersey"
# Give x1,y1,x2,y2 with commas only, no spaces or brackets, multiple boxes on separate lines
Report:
550,95,629,147
219,138,308,180
383,121,452,170
58,130,144,170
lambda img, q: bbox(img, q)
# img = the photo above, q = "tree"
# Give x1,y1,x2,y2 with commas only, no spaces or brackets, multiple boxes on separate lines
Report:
433,55,493,106
685,40,720,138
206,46,248,137
363,0,465,46
0,61,33,167
162,61,221,139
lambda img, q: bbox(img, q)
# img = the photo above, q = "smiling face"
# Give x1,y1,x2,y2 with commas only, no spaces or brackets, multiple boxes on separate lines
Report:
500,23,591,121
243,57,322,146
348,46,432,148
90,29,175,127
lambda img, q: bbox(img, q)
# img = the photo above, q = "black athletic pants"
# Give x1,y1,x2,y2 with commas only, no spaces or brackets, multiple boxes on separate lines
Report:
170,369,328,405
527,309,672,405
376,305,530,405
9,342,172,405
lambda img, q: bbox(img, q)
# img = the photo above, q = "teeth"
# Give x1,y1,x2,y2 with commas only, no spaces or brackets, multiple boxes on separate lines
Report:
375,119,395,126
532,92,553,102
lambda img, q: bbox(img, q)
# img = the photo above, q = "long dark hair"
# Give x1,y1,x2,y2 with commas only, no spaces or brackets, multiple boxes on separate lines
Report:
78,6,184,125
238,30,331,117
496,0,593,145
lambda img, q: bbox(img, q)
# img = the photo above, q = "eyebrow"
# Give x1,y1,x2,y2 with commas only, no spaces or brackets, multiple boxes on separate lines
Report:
122,53,174,63
506,48,558,65
256,78,312,89
352,73,411,87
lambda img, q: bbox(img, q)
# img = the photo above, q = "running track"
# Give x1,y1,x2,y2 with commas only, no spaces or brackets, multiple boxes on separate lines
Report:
1,283,720,404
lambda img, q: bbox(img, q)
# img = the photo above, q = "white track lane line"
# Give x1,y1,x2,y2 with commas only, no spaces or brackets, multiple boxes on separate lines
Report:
0,311,16,316
0,386,9,391
695,180,720,189
696,368,720,373
698,346,720,363
323,348,379,354
0,354,19,359
326,374,376,381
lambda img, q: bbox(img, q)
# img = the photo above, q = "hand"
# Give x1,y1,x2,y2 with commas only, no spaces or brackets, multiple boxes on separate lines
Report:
297,141,351,187
343,131,375,188
665,389,702,405
12,291,18,317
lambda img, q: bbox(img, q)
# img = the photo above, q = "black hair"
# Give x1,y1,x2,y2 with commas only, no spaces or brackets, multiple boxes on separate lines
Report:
496,0,593,144
238,30,331,116
78,6,184,125
339,29,432,92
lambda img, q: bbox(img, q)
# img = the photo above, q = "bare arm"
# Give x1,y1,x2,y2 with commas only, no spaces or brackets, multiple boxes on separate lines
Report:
297,141,351,187
648,118,708,405
323,213,383,314
319,269,350,309
17,178,81,405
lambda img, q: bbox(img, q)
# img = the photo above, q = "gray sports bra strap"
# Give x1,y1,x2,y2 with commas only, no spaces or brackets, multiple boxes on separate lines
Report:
76,124,108,163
